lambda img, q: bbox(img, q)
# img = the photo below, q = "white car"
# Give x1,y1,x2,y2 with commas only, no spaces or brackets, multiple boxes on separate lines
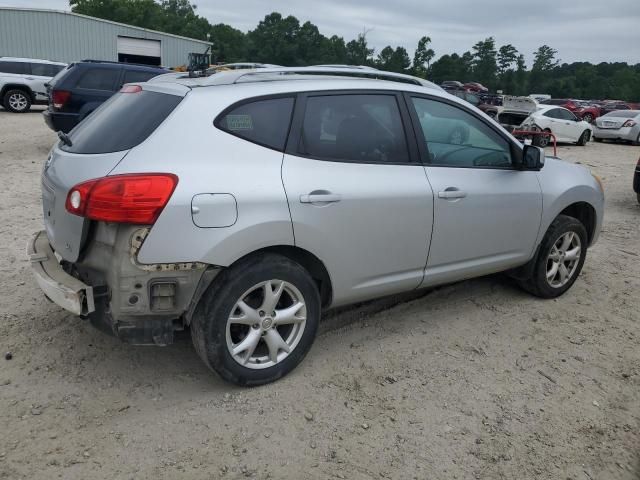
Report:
0,57,66,113
497,97,592,148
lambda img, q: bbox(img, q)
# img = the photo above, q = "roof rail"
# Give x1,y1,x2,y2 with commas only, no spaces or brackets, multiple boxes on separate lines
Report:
199,66,442,90
80,59,166,69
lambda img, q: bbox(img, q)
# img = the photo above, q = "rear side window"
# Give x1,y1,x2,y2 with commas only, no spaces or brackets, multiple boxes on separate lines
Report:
299,94,409,164
31,63,65,77
0,61,30,74
217,97,294,151
61,90,182,154
76,68,119,91
123,69,161,84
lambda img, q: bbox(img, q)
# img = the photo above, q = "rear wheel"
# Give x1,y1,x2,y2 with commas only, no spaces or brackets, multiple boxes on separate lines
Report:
517,215,588,298
3,89,31,113
582,113,594,123
576,130,590,146
191,254,320,386
533,130,550,148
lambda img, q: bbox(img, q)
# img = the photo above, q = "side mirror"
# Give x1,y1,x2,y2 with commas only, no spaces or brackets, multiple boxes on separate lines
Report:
520,144,545,170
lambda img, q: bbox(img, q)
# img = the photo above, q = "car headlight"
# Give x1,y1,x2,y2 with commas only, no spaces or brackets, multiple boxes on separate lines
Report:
592,174,604,192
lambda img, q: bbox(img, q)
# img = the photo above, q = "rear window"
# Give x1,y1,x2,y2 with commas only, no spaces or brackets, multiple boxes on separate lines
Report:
605,110,640,117
216,97,294,151
61,90,182,154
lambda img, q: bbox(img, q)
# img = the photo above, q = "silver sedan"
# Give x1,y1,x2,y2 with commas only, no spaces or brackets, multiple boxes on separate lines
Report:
593,110,640,145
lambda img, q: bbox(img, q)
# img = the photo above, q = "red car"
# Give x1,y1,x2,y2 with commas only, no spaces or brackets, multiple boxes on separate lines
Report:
541,99,600,123
463,82,488,93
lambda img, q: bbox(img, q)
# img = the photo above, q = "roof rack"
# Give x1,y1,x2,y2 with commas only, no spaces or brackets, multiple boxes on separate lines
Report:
199,66,442,90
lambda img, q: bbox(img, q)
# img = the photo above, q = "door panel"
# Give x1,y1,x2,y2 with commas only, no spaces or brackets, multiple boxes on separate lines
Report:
406,94,543,287
282,91,434,307
422,167,542,286
283,156,433,306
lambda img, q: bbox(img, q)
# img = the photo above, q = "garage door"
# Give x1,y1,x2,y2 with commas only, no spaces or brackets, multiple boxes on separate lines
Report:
117,36,161,57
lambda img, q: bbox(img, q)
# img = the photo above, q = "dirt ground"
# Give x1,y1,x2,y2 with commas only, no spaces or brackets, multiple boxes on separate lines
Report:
0,108,638,480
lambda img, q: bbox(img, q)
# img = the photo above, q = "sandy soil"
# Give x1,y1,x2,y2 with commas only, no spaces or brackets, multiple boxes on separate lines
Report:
0,109,638,480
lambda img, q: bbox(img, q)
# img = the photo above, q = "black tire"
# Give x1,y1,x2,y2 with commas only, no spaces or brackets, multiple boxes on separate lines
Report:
517,215,588,299
637,193,640,205
632,134,640,147
582,113,594,123
576,130,590,146
594,137,603,143
3,89,31,113
191,253,321,386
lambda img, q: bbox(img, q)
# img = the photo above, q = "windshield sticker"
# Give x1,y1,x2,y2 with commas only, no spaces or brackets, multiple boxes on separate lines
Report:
226,115,253,130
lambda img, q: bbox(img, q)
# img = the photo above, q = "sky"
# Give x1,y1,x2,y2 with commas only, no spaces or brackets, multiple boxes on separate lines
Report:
8,0,640,65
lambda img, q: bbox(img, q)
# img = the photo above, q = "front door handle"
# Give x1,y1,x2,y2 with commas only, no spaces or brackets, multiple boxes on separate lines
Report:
438,188,467,199
300,193,342,204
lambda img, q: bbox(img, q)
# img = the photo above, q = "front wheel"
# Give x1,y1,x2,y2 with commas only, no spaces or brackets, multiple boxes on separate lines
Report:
191,254,320,386
517,215,588,298
576,130,590,146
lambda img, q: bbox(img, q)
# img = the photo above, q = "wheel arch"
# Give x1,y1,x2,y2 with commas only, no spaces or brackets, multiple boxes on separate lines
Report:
558,201,597,245
1,84,35,102
226,245,333,308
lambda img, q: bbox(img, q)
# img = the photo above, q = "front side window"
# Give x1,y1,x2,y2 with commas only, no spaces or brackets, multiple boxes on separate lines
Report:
217,97,294,151
76,68,120,91
299,94,409,163
411,97,512,168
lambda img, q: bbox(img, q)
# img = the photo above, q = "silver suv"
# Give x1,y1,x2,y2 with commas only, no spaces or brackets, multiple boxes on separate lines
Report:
28,68,604,386
0,57,66,112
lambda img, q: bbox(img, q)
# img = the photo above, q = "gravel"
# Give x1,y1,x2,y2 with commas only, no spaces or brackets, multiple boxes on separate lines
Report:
0,109,638,479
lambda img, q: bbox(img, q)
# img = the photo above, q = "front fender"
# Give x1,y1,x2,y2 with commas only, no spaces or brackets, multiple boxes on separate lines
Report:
536,158,604,247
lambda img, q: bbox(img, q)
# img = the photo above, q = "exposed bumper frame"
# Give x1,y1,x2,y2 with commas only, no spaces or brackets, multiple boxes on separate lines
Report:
27,230,95,316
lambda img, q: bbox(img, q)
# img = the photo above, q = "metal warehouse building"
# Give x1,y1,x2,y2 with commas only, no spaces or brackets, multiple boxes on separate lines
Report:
0,7,211,68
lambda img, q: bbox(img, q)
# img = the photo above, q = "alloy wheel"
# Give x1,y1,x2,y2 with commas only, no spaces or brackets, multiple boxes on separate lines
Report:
225,279,307,369
546,231,582,288
8,92,28,111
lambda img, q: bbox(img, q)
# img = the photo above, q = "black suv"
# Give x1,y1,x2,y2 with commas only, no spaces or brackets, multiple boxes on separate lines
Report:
43,60,168,132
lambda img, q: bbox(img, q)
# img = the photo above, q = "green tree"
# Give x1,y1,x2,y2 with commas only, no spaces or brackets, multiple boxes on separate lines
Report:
376,46,410,73
246,12,301,66
412,36,435,78
346,33,374,66
530,45,559,92
210,23,247,63
471,37,497,88
497,44,518,74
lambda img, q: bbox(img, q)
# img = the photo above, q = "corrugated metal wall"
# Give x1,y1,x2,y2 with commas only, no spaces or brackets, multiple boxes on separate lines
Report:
0,8,211,67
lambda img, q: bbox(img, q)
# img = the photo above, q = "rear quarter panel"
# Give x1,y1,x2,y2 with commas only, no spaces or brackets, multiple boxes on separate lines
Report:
108,87,294,266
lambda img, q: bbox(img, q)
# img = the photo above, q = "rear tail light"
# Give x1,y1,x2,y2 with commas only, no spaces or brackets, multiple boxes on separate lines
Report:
51,89,71,109
622,120,636,128
65,173,178,224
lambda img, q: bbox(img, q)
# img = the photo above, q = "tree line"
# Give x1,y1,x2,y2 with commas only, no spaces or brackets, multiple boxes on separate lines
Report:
70,0,640,101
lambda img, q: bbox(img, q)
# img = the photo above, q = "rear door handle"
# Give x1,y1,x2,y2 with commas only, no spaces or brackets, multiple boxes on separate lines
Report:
300,193,342,204
438,189,467,199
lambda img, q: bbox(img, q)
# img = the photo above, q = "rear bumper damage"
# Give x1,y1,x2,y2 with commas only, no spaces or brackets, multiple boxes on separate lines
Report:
28,226,218,345
27,230,95,316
